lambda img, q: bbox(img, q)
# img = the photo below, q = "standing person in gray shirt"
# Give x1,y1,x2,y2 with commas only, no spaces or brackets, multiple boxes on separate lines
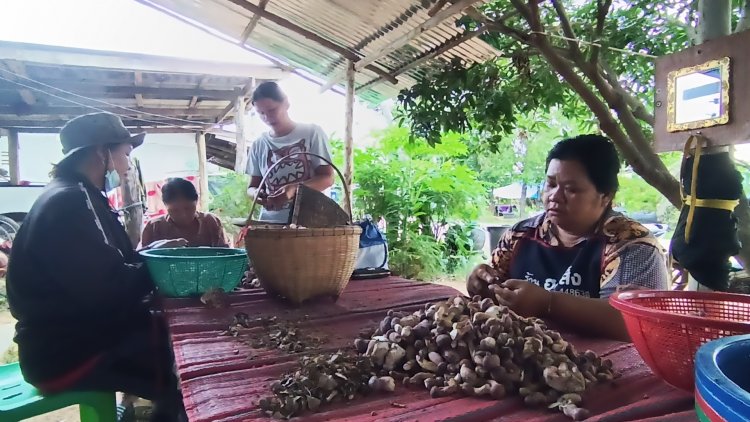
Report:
245,82,335,223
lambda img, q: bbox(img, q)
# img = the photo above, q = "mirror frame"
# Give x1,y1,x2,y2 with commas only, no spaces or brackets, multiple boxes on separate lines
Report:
666,57,730,133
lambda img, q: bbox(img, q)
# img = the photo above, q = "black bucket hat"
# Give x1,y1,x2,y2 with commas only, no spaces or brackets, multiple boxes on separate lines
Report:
57,112,145,164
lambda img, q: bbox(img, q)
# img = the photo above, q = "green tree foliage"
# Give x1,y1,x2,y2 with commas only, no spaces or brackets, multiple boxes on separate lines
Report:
396,0,748,209
470,109,588,189
332,128,487,279
209,171,251,236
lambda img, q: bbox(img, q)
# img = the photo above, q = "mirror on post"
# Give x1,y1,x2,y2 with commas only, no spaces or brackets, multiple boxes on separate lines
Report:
667,57,730,132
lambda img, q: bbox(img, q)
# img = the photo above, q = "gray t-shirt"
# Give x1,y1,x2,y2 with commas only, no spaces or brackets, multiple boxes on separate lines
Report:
246,123,332,223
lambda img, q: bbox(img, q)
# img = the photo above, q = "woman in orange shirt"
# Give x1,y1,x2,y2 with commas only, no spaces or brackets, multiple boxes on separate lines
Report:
141,178,228,248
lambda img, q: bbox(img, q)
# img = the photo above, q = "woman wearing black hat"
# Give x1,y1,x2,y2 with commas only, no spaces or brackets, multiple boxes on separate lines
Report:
6,113,185,421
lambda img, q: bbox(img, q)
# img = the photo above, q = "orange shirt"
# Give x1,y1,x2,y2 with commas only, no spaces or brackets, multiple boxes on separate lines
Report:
141,212,229,248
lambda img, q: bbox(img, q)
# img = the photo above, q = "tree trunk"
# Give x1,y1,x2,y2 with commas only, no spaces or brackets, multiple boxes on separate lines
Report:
697,0,732,42
738,0,750,32
519,183,527,219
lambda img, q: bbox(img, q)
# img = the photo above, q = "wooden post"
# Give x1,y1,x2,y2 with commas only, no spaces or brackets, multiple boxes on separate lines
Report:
234,95,248,173
120,158,143,247
196,131,210,211
7,129,20,185
344,61,355,213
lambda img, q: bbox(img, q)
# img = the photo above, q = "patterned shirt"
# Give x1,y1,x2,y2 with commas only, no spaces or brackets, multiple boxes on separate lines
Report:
491,212,669,298
141,212,228,248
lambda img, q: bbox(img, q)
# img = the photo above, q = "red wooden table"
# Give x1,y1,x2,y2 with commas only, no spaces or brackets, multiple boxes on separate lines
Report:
162,277,697,421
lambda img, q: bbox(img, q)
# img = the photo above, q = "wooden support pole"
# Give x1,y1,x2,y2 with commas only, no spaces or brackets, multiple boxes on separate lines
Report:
7,129,20,185
120,157,143,247
196,131,210,211
234,95,248,173
344,61,355,213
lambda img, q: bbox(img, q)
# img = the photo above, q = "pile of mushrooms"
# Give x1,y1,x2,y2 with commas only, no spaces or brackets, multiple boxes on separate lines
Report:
258,352,385,419
357,295,617,420
222,312,322,353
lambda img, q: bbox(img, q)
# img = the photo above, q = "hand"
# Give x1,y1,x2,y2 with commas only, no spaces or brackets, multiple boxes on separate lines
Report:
148,238,189,249
467,264,500,298
247,187,268,206
492,279,551,317
265,184,298,211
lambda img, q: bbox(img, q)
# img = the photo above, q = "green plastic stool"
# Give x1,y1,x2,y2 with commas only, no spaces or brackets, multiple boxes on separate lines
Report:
0,362,116,421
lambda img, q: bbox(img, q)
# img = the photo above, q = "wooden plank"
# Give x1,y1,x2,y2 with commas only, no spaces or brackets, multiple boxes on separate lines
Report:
234,95,248,172
0,118,213,129
343,61,355,214
2,60,36,105
215,78,256,125
196,131,210,211
226,0,359,61
0,105,226,118
13,126,202,134
240,0,270,43
0,81,240,100
0,40,288,80
7,129,20,184
320,0,483,92
654,30,750,151
428,0,450,16
134,71,144,107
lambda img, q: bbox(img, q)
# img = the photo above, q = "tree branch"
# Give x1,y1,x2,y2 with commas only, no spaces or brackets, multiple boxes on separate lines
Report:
737,0,750,33
550,0,584,61
590,0,612,63
599,59,655,126
520,15,680,206
508,0,534,24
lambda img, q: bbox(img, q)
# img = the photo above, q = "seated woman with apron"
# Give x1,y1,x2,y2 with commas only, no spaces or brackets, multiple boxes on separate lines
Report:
467,135,669,341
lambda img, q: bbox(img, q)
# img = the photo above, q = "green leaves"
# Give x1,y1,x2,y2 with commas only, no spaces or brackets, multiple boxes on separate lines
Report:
332,127,487,280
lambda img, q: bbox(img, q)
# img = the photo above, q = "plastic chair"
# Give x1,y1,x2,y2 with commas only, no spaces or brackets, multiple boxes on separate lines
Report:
0,362,116,421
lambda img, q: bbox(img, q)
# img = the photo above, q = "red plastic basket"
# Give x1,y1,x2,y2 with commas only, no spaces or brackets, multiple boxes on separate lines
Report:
610,290,750,392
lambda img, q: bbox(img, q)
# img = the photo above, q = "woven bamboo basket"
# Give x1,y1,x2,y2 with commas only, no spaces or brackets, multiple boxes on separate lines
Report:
243,152,361,304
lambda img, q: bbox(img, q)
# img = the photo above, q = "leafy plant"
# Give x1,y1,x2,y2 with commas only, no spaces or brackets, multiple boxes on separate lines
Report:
332,127,487,279
209,171,251,236
442,222,481,274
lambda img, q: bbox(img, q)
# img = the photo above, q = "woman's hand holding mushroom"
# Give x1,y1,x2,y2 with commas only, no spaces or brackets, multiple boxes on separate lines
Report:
492,279,552,318
466,264,500,298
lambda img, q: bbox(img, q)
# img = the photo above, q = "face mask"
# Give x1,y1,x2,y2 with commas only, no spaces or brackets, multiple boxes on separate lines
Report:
104,169,121,192
103,151,121,192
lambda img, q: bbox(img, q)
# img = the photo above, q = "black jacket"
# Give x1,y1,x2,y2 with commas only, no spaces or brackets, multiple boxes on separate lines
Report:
7,173,153,384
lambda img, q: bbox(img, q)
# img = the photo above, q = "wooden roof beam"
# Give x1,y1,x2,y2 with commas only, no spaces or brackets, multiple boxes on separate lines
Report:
320,0,483,92
0,105,228,117
0,40,288,80
358,24,488,92
2,60,36,105
0,81,240,100
357,4,537,92
240,0,270,43
0,118,214,128
214,78,256,126
225,0,397,85
428,0,451,16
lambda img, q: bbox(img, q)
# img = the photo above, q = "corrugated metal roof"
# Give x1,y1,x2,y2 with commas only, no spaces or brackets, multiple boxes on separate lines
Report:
141,0,499,104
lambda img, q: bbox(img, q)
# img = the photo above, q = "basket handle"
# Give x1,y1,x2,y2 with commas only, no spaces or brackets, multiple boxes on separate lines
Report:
246,152,353,225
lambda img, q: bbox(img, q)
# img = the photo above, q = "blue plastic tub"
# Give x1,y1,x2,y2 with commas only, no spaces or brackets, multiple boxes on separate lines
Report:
695,334,750,421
